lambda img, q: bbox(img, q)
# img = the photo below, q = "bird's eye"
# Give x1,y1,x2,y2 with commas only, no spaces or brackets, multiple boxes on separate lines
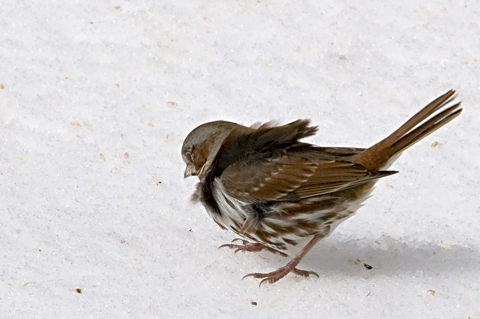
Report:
186,152,193,161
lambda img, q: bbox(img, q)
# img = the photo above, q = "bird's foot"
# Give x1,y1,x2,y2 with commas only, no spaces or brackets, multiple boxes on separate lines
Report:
219,238,288,257
243,262,319,287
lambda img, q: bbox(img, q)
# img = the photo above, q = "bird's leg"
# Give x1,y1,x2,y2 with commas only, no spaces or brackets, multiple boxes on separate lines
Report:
219,238,288,257
243,234,323,286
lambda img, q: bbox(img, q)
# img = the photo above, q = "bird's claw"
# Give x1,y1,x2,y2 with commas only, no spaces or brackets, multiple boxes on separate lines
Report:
243,266,319,287
219,239,288,257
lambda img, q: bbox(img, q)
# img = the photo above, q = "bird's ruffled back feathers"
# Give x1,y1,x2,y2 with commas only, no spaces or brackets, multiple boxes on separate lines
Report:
211,120,317,177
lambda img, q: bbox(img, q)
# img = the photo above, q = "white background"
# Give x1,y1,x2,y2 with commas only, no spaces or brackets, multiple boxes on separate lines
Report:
1,1,479,318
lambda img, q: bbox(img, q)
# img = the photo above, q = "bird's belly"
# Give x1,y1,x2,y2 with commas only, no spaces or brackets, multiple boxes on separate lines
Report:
255,202,360,256
206,179,374,256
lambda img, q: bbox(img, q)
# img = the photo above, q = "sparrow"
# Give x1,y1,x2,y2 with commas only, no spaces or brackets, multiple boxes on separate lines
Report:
181,90,462,286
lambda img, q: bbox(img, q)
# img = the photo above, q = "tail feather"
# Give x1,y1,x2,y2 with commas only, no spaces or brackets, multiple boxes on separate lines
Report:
391,90,456,139
356,90,462,171
392,102,461,154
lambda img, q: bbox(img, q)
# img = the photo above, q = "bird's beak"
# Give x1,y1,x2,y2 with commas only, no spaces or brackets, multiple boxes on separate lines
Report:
184,164,197,178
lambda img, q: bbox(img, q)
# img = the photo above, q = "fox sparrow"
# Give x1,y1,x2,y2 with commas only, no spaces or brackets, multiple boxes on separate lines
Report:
181,90,462,286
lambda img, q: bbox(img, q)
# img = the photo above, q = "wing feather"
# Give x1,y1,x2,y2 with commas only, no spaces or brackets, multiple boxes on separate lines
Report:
221,154,395,202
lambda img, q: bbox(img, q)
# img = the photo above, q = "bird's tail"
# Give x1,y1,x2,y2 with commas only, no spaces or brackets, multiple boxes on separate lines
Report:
356,90,462,171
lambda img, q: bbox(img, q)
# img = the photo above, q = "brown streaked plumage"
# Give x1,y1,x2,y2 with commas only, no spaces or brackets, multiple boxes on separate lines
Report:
181,90,462,286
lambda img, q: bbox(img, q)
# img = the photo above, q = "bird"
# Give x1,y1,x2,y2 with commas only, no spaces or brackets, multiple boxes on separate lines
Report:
181,90,462,286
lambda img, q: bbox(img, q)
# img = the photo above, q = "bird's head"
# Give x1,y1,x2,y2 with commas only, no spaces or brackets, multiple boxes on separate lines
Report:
181,120,240,179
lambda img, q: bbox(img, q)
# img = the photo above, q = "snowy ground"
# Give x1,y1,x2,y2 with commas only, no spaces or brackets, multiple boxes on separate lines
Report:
1,1,479,318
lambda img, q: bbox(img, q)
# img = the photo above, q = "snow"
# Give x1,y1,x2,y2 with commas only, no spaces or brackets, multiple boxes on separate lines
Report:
1,1,479,318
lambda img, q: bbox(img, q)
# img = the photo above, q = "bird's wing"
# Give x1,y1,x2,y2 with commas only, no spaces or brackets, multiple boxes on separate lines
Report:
220,153,394,202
